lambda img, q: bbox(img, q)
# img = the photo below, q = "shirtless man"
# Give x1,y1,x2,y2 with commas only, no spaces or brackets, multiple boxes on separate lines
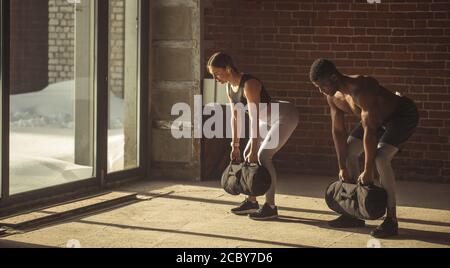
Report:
309,59,419,238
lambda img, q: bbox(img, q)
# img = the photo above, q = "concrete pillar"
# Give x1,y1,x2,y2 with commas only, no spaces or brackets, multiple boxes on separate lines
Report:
149,0,202,181
124,0,139,169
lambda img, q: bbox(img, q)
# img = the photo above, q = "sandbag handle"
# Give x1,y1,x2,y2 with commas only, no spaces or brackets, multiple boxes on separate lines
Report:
340,183,357,200
340,192,356,200
341,181,373,200
358,180,375,187
244,160,260,167
228,161,242,176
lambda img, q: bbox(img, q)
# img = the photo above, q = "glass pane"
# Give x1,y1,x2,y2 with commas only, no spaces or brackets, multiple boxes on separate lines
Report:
108,0,140,173
9,0,96,194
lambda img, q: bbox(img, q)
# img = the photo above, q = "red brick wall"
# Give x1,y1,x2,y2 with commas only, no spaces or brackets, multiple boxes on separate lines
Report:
204,0,450,183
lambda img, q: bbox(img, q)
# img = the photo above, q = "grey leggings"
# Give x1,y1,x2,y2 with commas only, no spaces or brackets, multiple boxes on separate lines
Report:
243,101,299,205
347,137,399,208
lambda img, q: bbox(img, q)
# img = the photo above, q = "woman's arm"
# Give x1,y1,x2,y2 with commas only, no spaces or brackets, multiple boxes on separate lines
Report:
244,79,262,162
227,88,239,148
228,89,242,163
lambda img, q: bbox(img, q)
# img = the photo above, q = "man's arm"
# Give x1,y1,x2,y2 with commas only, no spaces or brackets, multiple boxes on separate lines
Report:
327,96,348,171
355,88,381,183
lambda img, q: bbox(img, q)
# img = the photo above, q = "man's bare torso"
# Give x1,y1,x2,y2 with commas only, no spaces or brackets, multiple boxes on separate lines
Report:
329,75,401,126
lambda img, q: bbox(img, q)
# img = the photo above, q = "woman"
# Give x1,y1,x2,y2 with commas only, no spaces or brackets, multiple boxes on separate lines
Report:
207,52,299,220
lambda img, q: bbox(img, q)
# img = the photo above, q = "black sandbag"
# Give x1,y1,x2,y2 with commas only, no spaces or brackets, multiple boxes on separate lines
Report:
239,162,271,196
221,162,242,196
325,180,387,220
221,162,271,197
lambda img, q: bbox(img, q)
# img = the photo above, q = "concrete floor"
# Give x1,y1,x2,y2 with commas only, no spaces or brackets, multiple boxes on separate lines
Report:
0,174,449,248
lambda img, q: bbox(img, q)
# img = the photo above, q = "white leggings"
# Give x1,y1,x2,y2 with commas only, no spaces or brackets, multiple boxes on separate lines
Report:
243,101,299,205
347,137,399,208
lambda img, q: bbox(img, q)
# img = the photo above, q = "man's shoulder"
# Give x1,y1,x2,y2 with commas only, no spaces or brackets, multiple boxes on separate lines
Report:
356,75,381,89
326,94,336,103
349,74,378,86
326,94,345,110
351,76,380,96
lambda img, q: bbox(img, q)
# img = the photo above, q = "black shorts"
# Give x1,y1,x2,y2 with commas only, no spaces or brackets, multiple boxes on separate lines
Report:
350,97,419,147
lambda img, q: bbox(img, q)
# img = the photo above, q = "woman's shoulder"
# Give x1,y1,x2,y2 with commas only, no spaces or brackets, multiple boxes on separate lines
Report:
242,76,263,98
242,73,258,82
242,74,262,86
243,78,261,88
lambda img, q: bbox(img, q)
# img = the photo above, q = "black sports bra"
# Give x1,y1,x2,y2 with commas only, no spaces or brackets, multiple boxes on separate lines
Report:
227,74,271,106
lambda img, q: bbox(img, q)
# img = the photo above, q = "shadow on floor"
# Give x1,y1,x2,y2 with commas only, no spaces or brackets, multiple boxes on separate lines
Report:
3,178,448,248
0,239,54,248
273,215,450,247
138,192,450,229
126,175,450,212
76,219,315,248
69,192,450,247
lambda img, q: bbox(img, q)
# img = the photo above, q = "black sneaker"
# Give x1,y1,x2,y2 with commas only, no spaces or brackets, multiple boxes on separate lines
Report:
231,199,259,215
249,203,278,220
371,218,399,238
328,214,365,228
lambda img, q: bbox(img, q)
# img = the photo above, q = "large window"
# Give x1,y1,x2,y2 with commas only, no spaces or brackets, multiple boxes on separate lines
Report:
0,0,146,205
9,0,97,194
